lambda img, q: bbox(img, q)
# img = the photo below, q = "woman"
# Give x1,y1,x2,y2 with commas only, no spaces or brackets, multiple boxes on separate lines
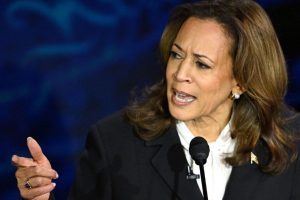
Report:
12,0,300,199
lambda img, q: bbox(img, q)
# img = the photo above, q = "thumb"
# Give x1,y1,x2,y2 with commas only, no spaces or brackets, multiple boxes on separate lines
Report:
27,137,51,166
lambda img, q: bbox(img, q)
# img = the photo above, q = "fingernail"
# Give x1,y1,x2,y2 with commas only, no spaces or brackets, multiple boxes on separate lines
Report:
52,182,56,187
11,155,18,163
55,173,59,179
11,155,17,165
11,155,16,161
27,137,33,141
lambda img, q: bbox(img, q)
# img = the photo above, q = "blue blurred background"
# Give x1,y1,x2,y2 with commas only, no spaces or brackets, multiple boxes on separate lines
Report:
1,0,299,199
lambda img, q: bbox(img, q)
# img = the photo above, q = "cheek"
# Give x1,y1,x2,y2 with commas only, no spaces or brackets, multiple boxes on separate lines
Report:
195,74,233,97
195,75,220,93
166,63,174,84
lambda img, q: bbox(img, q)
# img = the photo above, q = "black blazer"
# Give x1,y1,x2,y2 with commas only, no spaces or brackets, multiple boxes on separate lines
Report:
61,112,300,200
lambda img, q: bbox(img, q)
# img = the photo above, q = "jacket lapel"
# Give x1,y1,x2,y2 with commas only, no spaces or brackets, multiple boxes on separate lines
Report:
223,162,262,200
146,125,203,200
223,139,270,200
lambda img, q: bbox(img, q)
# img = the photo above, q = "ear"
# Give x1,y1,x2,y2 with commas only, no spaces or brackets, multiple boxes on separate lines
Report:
232,84,244,95
231,77,245,93
230,80,245,100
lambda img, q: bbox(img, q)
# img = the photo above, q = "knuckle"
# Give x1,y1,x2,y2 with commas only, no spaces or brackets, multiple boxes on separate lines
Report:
15,170,19,178
15,168,24,178
15,169,26,180
33,166,41,174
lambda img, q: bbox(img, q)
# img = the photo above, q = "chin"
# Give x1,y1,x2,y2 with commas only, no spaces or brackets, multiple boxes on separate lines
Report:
169,106,195,122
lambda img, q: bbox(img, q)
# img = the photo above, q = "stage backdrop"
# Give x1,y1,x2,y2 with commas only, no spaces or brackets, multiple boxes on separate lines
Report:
1,0,299,199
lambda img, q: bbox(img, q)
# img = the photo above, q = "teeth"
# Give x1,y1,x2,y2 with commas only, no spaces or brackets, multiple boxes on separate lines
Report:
175,92,195,103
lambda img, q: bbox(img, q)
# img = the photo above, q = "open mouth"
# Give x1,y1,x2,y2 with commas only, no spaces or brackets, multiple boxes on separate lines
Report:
172,89,196,104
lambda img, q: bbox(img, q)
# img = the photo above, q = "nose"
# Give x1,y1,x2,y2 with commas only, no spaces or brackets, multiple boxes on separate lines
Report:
173,59,192,83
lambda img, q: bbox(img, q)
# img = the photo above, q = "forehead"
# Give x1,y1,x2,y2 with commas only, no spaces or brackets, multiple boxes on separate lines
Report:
174,17,232,61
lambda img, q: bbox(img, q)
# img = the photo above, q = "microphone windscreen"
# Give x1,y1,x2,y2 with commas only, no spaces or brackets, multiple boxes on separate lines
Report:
189,137,210,165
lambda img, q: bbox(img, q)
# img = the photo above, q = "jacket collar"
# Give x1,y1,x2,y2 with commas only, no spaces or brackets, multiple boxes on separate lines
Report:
145,125,271,200
145,124,203,200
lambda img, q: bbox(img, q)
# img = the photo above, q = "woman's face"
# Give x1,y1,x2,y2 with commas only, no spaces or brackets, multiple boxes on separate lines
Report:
166,17,237,124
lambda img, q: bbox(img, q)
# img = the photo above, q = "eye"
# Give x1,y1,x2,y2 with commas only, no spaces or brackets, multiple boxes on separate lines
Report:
170,50,182,59
196,61,211,69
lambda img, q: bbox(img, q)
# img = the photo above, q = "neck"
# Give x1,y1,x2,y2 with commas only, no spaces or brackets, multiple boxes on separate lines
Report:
185,113,231,143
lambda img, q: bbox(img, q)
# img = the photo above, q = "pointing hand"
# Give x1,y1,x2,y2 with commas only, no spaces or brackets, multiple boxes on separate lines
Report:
12,137,58,200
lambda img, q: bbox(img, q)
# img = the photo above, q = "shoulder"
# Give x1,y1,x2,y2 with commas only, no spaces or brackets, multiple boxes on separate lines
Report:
94,110,131,132
86,110,142,149
284,110,300,198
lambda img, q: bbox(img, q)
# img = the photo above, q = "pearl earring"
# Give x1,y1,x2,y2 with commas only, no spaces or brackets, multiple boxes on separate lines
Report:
233,93,240,99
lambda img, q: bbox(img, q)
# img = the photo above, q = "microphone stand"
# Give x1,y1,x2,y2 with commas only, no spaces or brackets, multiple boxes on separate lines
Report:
189,136,210,200
199,164,208,200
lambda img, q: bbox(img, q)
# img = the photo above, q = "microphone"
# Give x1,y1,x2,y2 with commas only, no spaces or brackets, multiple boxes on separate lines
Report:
189,137,210,165
189,137,210,200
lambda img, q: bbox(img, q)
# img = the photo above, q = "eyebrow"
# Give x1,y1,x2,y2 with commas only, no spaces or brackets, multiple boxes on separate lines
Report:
173,43,215,64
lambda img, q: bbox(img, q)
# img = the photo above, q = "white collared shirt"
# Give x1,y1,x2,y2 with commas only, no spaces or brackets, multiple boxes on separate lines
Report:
176,121,236,200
